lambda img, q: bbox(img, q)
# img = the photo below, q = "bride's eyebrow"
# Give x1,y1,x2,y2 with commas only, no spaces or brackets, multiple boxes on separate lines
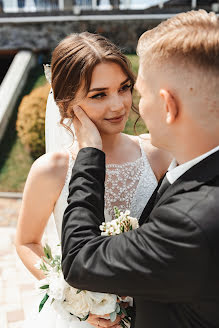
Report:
88,78,131,93
120,77,131,86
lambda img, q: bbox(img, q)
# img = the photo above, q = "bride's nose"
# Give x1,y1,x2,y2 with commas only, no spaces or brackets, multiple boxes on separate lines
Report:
109,94,125,112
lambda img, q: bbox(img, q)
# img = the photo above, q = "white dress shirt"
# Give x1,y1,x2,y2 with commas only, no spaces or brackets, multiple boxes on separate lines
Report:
166,145,219,184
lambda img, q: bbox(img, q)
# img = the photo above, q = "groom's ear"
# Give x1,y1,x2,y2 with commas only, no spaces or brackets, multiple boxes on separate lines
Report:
160,89,178,125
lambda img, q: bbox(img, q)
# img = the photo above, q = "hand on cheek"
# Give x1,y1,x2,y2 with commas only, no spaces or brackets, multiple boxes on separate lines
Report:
73,106,103,151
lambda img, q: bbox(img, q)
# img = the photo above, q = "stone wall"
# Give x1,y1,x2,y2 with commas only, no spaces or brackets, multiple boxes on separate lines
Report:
0,16,162,53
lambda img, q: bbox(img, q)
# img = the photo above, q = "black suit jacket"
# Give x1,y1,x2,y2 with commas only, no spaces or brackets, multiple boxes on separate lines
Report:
61,147,219,328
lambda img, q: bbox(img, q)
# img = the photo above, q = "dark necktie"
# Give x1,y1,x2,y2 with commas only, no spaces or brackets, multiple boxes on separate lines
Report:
155,175,171,203
139,174,171,225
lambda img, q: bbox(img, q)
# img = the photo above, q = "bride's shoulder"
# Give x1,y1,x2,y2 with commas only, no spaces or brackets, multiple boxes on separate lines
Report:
30,151,69,185
21,151,70,212
138,134,173,180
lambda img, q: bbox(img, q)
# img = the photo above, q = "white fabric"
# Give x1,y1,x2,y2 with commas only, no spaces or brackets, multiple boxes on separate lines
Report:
166,145,219,184
43,90,77,250
45,89,75,153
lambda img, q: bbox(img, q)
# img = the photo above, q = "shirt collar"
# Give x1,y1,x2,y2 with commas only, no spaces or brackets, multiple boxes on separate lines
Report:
166,145,219,184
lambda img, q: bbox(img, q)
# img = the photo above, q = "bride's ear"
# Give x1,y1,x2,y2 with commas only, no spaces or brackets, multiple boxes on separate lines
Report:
160,89,178,124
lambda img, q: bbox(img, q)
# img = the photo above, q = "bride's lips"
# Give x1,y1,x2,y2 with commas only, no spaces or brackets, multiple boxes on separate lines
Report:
105,114,125,123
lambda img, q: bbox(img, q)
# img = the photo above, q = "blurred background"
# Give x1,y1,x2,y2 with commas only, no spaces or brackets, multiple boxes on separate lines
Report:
0,1,218,327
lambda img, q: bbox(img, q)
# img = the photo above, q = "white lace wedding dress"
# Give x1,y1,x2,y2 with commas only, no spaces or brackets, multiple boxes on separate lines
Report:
24,137,157,328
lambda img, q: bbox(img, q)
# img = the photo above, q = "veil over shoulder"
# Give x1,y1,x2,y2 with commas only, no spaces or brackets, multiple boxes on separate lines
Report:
42,66,76,249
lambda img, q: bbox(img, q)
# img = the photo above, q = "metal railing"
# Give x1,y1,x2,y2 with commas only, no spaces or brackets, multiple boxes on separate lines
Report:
0,0,168,13
1,0,218,13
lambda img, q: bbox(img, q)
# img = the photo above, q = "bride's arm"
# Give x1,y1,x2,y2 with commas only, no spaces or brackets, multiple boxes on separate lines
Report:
15,152,68,280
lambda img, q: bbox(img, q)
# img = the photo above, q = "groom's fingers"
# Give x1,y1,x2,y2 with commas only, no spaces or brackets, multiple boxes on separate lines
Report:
88,313,124,328
71,105,102,150
72,114,81,134
74,106,92,126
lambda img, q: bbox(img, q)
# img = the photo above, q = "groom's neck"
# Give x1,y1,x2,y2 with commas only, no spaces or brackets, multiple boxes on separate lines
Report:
169,131,219,165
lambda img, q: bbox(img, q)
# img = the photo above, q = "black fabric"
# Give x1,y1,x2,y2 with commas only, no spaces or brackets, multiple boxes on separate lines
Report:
155,175,170,202
138,174,170,226
61,148,219,328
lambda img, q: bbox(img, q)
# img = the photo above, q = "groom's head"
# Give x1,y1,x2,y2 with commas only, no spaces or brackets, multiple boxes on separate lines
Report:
136,10,219,158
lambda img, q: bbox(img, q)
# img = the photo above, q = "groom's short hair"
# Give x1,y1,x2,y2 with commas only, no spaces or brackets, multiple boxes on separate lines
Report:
137,10,219,73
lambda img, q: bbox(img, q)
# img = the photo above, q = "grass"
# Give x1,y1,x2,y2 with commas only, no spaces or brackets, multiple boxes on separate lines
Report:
0,54,147,192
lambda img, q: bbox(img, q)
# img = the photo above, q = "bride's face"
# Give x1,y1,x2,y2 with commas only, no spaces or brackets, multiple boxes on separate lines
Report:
74,61,132,135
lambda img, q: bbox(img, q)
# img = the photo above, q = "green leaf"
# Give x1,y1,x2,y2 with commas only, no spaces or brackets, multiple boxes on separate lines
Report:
121,307,128,317
76,289,82,294
110,311,117,322
43,257,52,266
115,302,121,314
114,206,120,218
44,244,53,260
40,262,48,272
39,293,49,312
39,284,49,290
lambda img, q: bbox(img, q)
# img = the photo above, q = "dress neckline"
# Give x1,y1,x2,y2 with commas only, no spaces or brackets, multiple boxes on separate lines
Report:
106,155,143,168
106,136,145,169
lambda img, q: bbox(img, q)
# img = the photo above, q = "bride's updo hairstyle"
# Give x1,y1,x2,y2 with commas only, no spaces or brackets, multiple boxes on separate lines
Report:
51,32,137,133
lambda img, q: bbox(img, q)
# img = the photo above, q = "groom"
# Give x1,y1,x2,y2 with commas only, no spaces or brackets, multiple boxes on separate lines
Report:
61,10,219,328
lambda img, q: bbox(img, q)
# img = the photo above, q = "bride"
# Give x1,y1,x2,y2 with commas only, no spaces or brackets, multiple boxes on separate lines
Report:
15,32,171,328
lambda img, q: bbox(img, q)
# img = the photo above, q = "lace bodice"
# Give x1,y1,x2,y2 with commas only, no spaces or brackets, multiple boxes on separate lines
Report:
51,137,158,241
105,151,145,221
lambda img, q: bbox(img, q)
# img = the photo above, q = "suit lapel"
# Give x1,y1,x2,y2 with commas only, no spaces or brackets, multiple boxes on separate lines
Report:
139,150,219,225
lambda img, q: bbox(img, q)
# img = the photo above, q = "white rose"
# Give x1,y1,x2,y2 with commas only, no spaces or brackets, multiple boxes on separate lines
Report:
64,288,92,319
101,231,108,236
87,292,117,315
111,219,119,228
99,225,105,231
129,217,139,230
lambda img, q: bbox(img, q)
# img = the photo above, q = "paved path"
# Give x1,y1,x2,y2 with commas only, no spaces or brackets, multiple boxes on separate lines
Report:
0,198,37,328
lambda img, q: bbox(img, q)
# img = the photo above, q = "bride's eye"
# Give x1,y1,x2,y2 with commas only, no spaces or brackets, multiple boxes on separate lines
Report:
119,84,132,93
90,92,106,99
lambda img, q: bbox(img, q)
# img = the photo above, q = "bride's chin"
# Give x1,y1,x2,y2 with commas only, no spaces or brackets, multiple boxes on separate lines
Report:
99,124,126,135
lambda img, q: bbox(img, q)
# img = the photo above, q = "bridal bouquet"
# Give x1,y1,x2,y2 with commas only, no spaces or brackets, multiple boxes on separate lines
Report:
35,207,138,327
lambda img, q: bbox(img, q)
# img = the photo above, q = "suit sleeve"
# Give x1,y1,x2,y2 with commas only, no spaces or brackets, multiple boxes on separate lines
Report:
61,148,209,301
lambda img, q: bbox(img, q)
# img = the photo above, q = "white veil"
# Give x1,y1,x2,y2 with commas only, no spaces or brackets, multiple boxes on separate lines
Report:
43,65,76,249
44,65,75,153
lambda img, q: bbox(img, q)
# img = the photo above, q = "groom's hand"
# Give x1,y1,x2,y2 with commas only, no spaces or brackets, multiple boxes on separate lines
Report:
87,313,124,328
73,106,103,151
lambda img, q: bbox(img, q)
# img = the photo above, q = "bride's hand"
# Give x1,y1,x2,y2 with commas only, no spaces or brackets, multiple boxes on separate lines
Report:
73,106,103,151
87,313,124,328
